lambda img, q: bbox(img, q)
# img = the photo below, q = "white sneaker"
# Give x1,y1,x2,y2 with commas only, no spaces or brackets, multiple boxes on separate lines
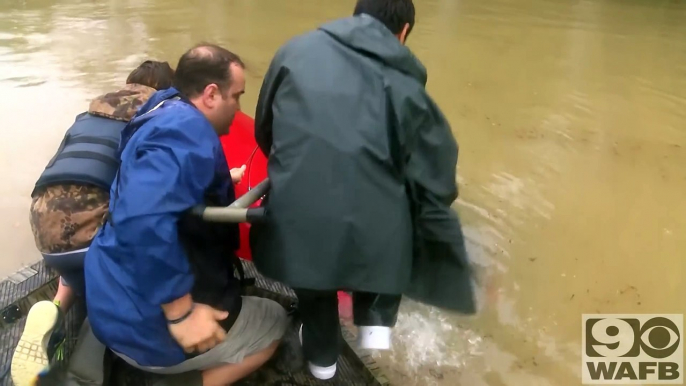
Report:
11,301,61,386
357,326,392,350
299,324,337,380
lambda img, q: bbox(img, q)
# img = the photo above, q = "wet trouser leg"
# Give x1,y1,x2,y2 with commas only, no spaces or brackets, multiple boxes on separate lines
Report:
352,292,402,327
293,289,342,367
294,289,402,366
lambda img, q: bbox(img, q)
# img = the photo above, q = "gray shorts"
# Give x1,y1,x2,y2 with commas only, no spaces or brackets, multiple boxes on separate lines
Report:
117,296,287,374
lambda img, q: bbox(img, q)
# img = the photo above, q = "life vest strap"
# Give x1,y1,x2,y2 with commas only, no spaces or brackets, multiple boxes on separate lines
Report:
54,151,120,168
66,136,119,149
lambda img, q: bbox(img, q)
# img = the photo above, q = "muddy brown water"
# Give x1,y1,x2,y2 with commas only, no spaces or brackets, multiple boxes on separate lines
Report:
1,0,684,385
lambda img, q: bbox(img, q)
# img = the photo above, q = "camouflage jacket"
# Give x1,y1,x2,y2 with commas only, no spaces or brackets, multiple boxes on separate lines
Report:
30,84,156,253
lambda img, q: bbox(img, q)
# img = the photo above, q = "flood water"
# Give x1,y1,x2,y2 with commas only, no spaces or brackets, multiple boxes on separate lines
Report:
1,0,685,385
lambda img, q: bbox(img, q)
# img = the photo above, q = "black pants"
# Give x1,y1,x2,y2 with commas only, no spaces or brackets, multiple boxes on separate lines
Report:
294,289,401,367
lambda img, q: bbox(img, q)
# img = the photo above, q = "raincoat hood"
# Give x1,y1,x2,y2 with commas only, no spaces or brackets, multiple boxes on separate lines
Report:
319,14,427,85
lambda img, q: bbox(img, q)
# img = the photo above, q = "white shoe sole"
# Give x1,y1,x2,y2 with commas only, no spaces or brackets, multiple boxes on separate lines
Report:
299,324,338,380
308,362,337,380
11,301,58,386
358,326,392,350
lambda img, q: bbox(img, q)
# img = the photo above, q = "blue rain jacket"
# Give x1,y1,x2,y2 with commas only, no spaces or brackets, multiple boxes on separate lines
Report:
84,88,234,367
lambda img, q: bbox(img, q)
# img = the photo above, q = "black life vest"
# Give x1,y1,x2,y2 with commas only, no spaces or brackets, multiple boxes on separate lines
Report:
33,113,126,194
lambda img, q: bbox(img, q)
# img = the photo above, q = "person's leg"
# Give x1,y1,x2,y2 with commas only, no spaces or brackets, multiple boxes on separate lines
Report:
201,340,279,386
53,278,75,312
116,296,287,385
44,249,87,309
293,289,341,379
12,250,87,385
352,292,402,350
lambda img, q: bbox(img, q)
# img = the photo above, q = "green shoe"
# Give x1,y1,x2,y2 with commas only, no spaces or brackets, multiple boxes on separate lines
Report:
11,301,64,386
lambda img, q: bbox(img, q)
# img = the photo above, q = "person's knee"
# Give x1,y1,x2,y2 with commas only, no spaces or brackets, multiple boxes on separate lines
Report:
259,297,289,337
274,303,288,331
249,299,287,360
200,338,282,386
264,338,280,356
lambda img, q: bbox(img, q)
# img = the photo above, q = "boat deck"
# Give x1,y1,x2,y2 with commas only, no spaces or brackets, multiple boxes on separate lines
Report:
0,260,389,386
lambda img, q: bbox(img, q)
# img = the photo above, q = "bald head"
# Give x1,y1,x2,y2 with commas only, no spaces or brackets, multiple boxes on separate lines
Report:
174,43,244,99
188,45,215,57
173,43,246,136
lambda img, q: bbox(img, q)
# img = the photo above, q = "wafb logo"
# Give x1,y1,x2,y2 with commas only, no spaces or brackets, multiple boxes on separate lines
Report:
582,314,683,384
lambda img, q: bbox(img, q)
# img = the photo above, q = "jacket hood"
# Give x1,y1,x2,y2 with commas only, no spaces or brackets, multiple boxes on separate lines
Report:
319,14,427,85
88,83,157,122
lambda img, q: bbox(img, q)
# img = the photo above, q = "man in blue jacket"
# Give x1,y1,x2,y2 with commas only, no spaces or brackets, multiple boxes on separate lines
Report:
84,44,287,386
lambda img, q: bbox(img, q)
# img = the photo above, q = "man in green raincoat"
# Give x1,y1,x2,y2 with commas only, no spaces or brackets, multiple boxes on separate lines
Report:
252,0,476,379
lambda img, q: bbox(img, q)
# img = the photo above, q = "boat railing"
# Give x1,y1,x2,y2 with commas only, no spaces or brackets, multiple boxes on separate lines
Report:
191,178,269,223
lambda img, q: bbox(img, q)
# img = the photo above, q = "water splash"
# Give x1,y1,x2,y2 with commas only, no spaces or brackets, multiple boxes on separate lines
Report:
372,300,483,385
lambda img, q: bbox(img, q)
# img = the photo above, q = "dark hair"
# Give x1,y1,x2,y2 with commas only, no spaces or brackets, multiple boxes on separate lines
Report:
173,43,245,99
353,0,415,35
126,60,175,90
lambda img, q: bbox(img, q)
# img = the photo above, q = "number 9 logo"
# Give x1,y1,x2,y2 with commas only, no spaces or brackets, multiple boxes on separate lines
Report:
590,318,638,357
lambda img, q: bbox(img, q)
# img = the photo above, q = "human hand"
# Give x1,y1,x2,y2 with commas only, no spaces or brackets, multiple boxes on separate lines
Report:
230,165,247,184
167,303,228,353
